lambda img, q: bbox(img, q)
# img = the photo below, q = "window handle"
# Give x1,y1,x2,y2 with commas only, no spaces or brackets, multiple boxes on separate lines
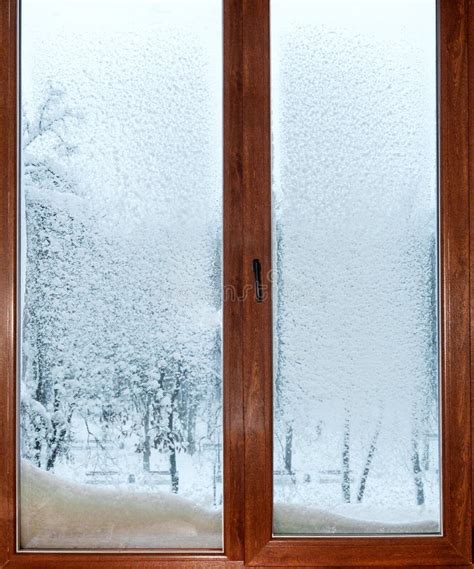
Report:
252,259,263,303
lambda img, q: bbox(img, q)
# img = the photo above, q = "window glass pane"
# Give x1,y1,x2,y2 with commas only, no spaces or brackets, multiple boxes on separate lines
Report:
20,0,223,549
272,0,440,535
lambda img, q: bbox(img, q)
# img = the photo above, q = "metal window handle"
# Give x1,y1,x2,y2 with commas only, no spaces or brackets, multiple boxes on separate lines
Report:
252,259,263,303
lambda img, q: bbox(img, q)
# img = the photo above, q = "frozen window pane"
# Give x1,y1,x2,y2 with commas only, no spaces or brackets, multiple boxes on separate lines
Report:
272,0,440,535
20,0,223,550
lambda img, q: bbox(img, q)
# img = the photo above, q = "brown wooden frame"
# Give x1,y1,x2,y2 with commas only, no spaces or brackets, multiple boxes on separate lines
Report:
241,0,473,566
0,0,472,567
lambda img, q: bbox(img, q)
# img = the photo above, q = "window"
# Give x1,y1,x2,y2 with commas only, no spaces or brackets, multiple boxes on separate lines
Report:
0,0,472,567
20,0,223,550
272,0,440,536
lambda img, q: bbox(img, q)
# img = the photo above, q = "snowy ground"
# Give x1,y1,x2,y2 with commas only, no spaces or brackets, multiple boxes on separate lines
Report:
20,460,222,550
273,502,439,535
21,460,438,550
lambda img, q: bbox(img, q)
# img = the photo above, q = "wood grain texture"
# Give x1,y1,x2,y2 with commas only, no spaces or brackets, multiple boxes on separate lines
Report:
0,0,18,566
241,0,273,564
438,0,472,561
223,0,245,561
249,566,471,569
468,0,474,549
2,555,244,569
242,0,473,566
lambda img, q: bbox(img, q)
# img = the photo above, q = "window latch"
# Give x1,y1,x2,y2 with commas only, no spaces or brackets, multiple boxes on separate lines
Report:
252,259,263,303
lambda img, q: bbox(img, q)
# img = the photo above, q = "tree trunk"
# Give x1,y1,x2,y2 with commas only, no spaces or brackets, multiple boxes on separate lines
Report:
46,387,69,471
170,448,179,493
46,386,59,471
356,419,381,502
143,397,151,473
33,439,42,467
412,433,425,505
422,435,430,471
186,403,197,456
34,334,50,468
169,368,181,494
284,424,293,474
342,412,351,503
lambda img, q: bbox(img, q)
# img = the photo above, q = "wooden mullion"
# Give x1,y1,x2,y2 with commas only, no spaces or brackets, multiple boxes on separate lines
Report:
223,0,246,561
241,0,273,564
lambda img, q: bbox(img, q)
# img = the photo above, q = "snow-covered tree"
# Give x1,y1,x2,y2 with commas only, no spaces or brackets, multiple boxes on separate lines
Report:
21,83,83,469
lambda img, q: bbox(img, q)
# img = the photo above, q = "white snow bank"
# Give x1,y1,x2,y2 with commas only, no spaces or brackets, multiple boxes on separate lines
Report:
20,461,439,549
20,460,222,549
274,503,439,535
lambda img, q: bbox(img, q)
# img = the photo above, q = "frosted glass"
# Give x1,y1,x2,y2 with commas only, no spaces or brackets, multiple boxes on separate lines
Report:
20,0,223,549
271,0,440,535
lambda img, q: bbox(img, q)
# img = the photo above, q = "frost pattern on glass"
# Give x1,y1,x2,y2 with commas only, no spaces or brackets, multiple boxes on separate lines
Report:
271,0,439,535
20,0,223,549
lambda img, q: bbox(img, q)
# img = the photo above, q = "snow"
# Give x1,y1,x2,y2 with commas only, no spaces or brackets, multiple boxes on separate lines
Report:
20,460,438,550
274,503,438,536
20,460,222,549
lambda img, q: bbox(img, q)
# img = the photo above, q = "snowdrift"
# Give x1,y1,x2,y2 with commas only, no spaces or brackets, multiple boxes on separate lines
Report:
273,503,439,535
20,460,438,549
20,460,222,549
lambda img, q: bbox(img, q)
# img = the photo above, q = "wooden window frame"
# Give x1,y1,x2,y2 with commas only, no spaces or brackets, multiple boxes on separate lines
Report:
0,0,472,568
